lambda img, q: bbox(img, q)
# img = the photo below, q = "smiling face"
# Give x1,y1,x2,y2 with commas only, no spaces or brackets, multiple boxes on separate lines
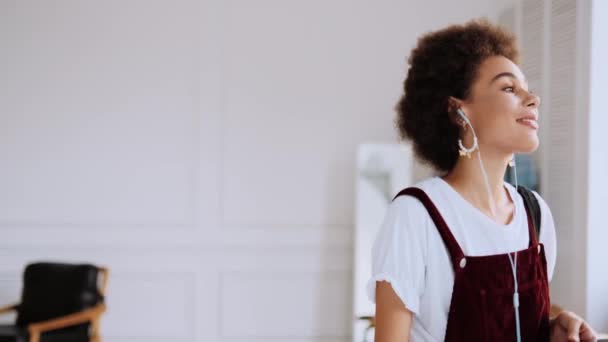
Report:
454,55,541,154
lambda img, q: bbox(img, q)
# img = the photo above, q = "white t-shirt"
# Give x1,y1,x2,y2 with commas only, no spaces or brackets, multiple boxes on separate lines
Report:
366,176,557,342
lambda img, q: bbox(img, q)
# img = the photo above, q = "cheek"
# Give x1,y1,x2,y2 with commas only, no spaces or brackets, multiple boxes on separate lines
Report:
479,93,520,112
483,102,520,130
470,96,520,134
476,113,519,142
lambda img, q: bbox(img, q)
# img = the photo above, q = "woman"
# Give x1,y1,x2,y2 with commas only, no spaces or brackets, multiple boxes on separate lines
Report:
367,19,597,342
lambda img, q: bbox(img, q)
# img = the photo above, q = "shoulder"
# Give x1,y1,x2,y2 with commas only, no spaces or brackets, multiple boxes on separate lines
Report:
529,190,553,222
510,185,553,225
514,187,555,237
373,179,441,254
530,189,547,207
390,192,427,216
381,193,430,240
529,189,558,280
374,179,439,247
388,177,439,225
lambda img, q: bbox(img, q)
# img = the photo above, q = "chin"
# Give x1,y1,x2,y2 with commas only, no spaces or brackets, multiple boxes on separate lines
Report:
517,137,540,153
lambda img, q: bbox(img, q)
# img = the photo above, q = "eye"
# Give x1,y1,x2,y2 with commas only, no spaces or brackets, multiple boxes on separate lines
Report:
503,86,515,92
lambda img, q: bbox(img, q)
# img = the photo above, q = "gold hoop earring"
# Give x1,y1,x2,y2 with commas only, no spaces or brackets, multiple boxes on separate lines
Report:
457,125,478,158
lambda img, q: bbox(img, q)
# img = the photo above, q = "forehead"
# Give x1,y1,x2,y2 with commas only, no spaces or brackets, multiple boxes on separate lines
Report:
476,55,526,84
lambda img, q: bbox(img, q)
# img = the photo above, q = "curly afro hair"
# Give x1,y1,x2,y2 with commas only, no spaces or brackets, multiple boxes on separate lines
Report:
395,18,520,174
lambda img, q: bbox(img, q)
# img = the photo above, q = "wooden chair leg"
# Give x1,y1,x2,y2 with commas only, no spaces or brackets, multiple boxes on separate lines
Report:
91,318,101,342
29,332,40,342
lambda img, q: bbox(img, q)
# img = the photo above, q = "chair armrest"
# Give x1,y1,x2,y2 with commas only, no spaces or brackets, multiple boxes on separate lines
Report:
0,303,18,316
356,315,375,327
98,267,109,297
27,303,106,342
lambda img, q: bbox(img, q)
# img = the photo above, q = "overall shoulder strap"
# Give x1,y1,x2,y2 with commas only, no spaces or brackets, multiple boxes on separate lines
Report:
516,185,542,240
393,187,466,270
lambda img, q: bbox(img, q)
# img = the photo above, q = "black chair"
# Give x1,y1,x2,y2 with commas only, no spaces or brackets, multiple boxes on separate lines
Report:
0,262,108,342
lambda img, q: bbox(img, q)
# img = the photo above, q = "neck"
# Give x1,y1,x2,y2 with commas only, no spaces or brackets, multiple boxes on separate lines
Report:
441,147,513,218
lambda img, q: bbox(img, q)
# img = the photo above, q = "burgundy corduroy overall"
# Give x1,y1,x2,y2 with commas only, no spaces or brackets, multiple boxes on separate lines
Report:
393,187,550,341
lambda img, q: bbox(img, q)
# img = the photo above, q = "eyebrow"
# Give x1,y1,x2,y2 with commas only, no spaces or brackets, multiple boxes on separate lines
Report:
489,72,527,86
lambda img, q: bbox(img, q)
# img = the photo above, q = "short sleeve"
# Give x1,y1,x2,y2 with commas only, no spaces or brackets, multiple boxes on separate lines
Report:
366,195,429,315
532,190,557,282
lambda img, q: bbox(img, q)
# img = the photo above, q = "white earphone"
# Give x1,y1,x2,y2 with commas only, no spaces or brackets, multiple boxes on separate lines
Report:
456,108,472,126
456,107,522,342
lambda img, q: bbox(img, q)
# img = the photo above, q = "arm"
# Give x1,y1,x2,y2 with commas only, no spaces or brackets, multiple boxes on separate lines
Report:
374,281,413,342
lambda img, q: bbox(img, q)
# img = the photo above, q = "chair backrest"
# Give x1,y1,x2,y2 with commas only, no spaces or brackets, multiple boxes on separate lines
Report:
16,262,105,326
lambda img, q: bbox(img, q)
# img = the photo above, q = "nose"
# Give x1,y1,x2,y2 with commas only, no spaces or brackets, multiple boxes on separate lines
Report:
526,91,541,109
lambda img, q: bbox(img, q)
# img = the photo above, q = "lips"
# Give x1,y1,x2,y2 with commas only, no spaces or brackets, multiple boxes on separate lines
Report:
516,114,539,130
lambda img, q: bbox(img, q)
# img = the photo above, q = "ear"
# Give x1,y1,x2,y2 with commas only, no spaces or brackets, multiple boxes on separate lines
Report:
447,96,465,127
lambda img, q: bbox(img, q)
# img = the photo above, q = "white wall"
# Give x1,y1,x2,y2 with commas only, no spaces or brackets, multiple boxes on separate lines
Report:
529,0,590,319
586,0,608,331
514,0,608,331
0,1,514,341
